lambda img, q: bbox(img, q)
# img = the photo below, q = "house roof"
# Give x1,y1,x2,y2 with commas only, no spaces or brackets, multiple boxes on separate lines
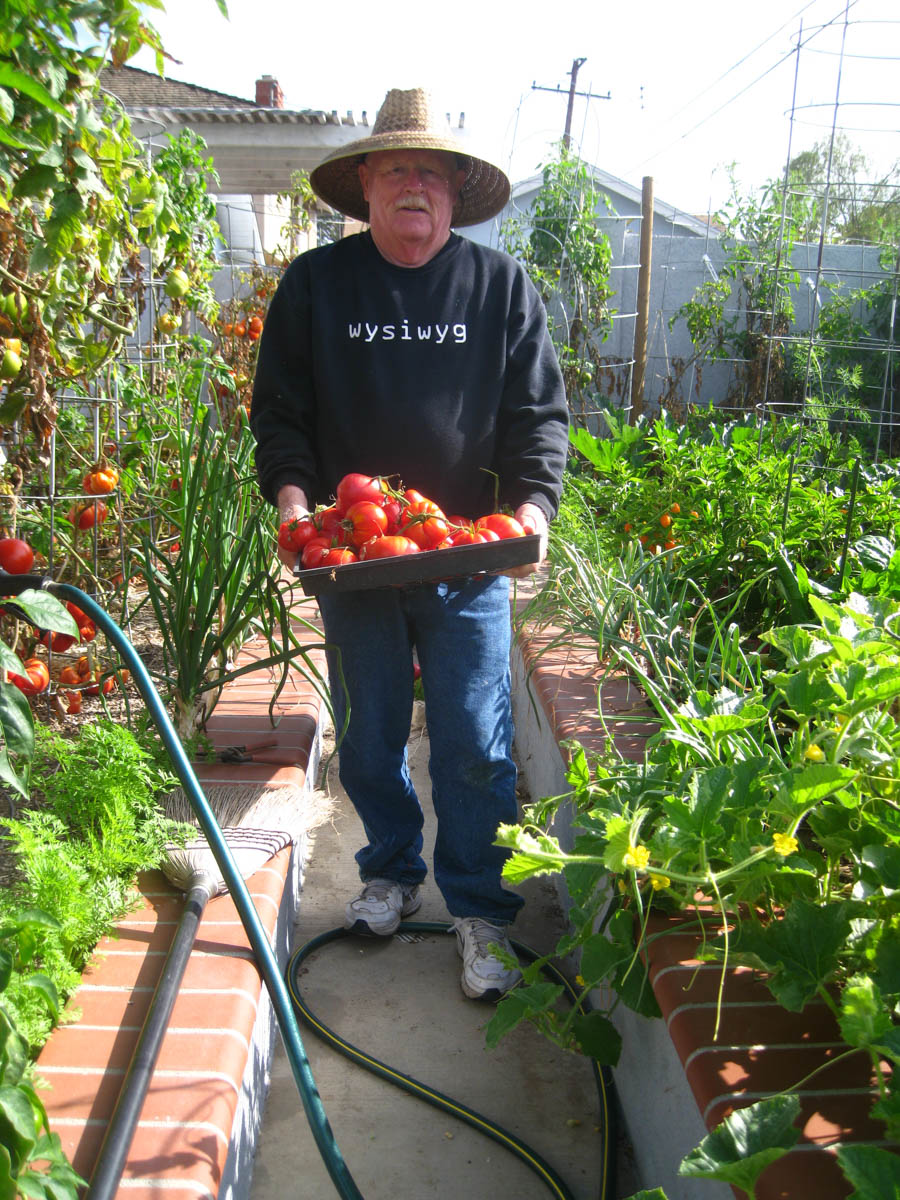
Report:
509,166,712,237
99,65,367,130
100,65,256,109
99,65,370,193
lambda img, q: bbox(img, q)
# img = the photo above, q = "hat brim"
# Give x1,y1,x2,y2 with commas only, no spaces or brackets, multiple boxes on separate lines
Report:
309,132,510,228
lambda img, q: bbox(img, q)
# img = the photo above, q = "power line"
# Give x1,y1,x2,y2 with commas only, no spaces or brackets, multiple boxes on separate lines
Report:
625,0,861,177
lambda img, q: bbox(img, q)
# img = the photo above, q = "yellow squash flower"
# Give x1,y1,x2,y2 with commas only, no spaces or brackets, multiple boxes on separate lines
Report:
773,832,799,858
623,844,650,870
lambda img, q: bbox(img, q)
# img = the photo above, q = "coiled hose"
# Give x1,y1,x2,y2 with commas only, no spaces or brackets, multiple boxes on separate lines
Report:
288,923,617,1200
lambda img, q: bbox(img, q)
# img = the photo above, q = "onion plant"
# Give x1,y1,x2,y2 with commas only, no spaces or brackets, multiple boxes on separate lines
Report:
128,402,329,741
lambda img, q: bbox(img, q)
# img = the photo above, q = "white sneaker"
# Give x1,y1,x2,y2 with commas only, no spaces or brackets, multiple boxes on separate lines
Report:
453,917,522,1000
344,878,422,936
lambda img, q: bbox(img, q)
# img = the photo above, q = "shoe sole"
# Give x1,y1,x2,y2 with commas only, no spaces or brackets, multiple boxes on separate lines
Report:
344,891,422,937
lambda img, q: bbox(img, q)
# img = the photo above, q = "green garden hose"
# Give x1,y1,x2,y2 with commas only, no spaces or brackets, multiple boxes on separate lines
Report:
287,923,616,1200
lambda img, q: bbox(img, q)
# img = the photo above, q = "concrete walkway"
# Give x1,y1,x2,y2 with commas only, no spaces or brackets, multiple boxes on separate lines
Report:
249,707,634,1200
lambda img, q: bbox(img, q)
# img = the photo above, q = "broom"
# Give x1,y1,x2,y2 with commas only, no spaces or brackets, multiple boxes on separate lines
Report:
87,781,334,1200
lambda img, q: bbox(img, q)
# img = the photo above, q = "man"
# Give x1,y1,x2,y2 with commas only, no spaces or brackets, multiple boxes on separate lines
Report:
250,88,568,1000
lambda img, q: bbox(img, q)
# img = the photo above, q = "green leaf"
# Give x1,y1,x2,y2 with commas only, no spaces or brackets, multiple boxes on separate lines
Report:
496,826,569,883
571,1011,622,1064
861,845,900,891
0,680,34,758
0,950,10,994
678,1094,801,1194
614,960,661,1019
838,975,892,1050
836,1143,900,1199
0,65,70,119
784,763,858,810
580,932,628,985
23,974,59,1021
12,165,59,199
623,1191,669,1200
729,899,851,1011
0,1142,17,1200
3,591,78,637
484,982,563,1050
0,1085,38,1169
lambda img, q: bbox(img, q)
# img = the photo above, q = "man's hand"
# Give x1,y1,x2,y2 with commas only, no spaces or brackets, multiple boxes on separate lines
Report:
276,485,310,569
501,503,548,579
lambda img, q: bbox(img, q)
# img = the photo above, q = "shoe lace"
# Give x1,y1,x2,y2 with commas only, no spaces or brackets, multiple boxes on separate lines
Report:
467,920,507,957
361,880,397,903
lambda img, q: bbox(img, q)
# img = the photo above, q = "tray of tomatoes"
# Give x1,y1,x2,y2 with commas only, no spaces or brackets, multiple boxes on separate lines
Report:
282,473,541,596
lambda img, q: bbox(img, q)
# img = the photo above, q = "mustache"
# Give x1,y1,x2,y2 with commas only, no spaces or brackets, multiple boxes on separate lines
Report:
393,197,430,213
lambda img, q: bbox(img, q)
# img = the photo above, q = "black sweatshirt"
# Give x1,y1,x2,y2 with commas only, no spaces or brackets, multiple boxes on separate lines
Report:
250,230,569,521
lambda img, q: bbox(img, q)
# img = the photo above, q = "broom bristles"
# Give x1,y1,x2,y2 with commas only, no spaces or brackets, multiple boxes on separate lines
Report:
161,784,335,895
162,826,295,895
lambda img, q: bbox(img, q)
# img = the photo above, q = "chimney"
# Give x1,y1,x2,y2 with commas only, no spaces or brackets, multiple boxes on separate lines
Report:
255,75,284,109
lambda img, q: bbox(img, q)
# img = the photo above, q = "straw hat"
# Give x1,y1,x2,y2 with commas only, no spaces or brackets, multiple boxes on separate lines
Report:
309,88,510,228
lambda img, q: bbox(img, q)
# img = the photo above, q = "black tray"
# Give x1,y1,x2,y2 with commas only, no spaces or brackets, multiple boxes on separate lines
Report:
293,534,541,595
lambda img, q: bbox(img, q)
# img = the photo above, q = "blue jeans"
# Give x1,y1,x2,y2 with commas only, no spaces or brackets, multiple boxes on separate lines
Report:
317,574,524,925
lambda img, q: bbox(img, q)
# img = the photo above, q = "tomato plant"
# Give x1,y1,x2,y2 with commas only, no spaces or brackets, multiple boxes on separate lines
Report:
0,537,34,574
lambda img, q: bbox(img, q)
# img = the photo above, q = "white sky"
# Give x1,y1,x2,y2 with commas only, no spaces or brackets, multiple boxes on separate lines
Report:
132,0,898,215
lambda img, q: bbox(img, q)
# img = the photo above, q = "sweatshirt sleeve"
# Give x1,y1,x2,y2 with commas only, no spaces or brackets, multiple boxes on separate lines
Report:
495,269,569,521
249,257,320,507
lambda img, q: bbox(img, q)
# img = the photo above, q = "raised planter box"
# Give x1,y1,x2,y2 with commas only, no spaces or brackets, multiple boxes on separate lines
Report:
510,607,890,1200
34,601,327,1200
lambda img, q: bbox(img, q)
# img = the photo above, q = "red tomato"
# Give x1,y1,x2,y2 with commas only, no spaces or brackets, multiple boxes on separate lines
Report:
404,494,445,519
64,690,82,715
400,513,450,550
320,547,358,566
301,537,333,569
8,656,50,695
380,495,403,534
359,535,420,560
85,672,116,697
343,499,389,547
335,473,386,515
314,506,344,540
476,513,525,539
83,467,118,495
38,629,77,653
278,517,318,553
444,527,496,547
58,665,84,687
68,501,108,529
0,537,34,574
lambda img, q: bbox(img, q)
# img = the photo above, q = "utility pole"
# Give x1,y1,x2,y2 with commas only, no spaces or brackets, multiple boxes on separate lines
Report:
532,58,611,150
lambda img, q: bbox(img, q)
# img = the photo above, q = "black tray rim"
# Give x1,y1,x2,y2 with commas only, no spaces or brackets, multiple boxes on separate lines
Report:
293,533,541,595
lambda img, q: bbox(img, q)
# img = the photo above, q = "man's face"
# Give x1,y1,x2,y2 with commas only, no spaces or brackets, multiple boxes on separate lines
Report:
358,149,467,267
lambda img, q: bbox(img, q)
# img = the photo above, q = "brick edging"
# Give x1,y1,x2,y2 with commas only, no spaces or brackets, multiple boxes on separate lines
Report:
512,617,890,1200
35,602,326,1200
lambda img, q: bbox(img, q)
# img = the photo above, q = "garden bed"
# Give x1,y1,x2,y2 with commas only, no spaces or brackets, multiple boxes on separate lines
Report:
510,596,892,1200
32,611,328,1200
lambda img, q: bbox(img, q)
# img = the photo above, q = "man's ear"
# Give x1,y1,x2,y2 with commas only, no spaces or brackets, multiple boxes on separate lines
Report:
358,161,371,203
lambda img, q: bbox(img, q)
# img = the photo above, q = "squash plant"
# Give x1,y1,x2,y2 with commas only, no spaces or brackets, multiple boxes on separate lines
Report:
495,559,900,1195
